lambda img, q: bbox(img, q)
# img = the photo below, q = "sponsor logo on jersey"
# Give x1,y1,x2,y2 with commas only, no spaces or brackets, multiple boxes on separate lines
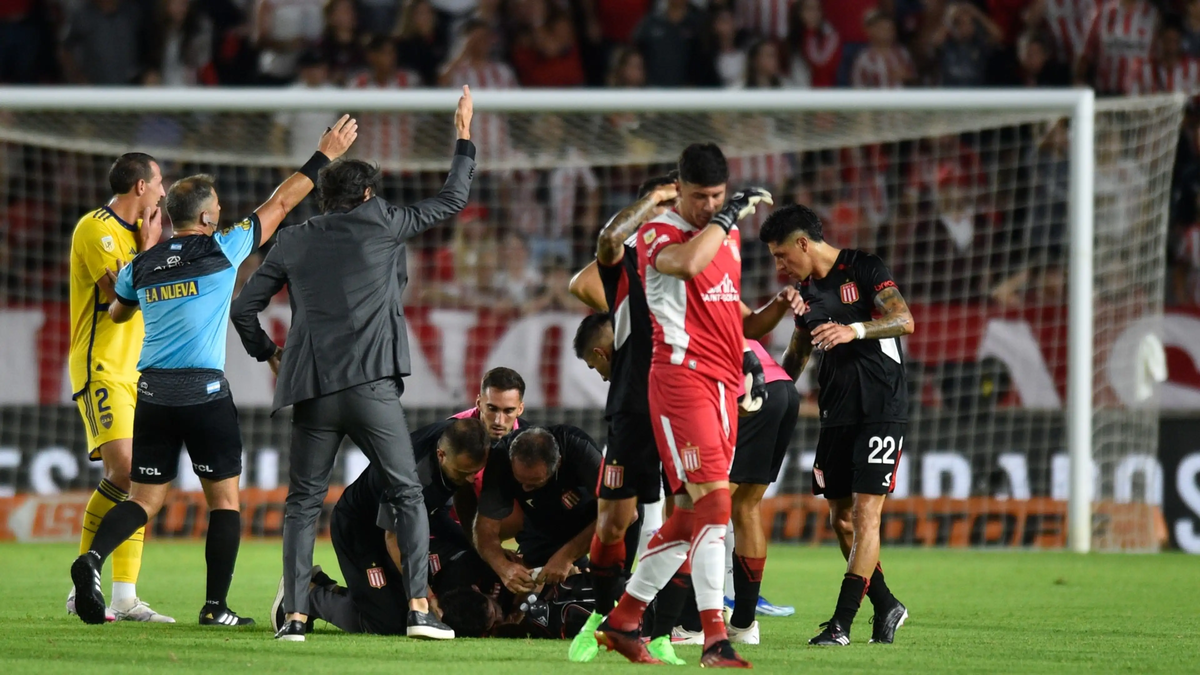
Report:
561,489,581,509
144,280,199,304
100,235,115,252
702,274,739,302
875,280,897,292
170,242,182,250
236,218,253,231
603,464,624,489
643,229,657,245
366,566,387,589
681,446,701,473
429,553,441,575
840,282,859,304
193,464,212,473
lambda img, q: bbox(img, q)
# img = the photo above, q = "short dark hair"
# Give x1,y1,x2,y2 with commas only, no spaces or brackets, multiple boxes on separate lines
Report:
317,159,382,214
480,367,526,399
509,427,560,469
759,203,825,245
437,588,492,638
677,143,728,188
637,171,677,199
165,174,216,227
108,153,157,195
440,418,489,465
573,312,611,359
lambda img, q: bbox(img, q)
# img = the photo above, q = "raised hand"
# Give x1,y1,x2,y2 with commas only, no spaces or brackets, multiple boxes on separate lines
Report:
455,85,473,141
137,206,162,251
317,114,358,160
711,187,773,234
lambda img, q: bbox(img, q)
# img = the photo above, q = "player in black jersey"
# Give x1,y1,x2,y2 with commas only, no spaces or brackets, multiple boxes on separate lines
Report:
271,417,488,638
760,204,912,647
439,573,598,639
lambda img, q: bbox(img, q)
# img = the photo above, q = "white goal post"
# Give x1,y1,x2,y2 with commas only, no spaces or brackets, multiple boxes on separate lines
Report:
0,87,1182,553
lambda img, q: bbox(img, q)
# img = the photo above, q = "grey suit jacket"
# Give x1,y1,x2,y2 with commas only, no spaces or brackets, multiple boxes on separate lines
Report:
231,140,476,411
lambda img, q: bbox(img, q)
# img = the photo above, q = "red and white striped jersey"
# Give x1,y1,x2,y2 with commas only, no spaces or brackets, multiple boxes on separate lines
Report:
1042,0,1097,64
507,150,599,240
1082,0,1158,95
851,46,913,89
801,22,842,88
1125,57,1200,95
638,210,745,388
346,70,422,164
444,61,519,160
726,152,789,239
735,0,790,41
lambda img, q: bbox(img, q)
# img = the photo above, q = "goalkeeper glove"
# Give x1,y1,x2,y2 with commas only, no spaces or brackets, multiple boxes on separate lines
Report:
710,187,773,234
740,348,767,414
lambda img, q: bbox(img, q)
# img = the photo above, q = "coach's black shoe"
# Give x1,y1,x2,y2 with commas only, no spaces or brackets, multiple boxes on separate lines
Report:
808,619,851,646
699,640,752,668
199,604,255,627
275,620,306,642
70,552,108,625
869,600,908,644
407,610,454,640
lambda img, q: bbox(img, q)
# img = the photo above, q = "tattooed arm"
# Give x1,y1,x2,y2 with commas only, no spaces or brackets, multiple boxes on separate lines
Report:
782,323,815,380
596,183,678,265
808,286,915,351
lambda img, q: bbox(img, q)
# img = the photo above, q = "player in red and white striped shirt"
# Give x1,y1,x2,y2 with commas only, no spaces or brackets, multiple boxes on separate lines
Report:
851,11,915,89
439,19,520,160
1076,0,1158,95
346,37,422,165
1125,23,1200,96
736,0,791,41
1031,0,1097,66
789,0,842,88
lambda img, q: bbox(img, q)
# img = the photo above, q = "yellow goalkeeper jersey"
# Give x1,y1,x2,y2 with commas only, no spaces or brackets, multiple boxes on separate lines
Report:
68,205,145,397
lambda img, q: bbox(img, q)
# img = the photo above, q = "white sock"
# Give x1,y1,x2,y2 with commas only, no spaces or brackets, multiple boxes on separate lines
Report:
691,523,728,612
724,519,736,600
626,537,688,603
111,581,136,605
636,499,664,562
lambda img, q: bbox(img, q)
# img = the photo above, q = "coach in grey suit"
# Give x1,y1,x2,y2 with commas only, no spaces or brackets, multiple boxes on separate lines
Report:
231,87,475,642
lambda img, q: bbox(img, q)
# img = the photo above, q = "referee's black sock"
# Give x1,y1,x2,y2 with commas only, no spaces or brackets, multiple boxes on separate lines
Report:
204,509,241,608
867,562,894,609
87,501,149,561
649,572,691,639
831,573,869,627
730,554,765,629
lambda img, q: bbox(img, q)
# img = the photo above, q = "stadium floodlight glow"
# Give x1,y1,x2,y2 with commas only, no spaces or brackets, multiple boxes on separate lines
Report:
0,87,1182,553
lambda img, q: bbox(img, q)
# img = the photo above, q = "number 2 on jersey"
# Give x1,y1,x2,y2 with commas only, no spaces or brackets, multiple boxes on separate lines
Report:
867,435,900,464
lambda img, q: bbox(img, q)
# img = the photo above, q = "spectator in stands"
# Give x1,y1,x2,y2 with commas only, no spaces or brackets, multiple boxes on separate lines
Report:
711,6,746,88
145,0,214,87
743,39,785,89
1184,0,1200,57
1015,33,1071,87
253,0,325,84
927,2,1003,87
395,0,446,86
1127,22,1200,96
607,45,645,88
61,0,143,85
425,203,499,309
0,0,44,83
632,0,714,87
786,0,840,88
440,18,519,157
903,176,1002,303
508,0,585,87
1075,0,1157,96
491,233,542,311
271,50,338,160
851,10,915,88
320,0,365,85
522,255,579,314
347,36,422,163
1023,0,1096,72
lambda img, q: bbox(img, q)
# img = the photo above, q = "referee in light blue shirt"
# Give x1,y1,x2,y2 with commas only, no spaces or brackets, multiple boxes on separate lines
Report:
68,116,359,628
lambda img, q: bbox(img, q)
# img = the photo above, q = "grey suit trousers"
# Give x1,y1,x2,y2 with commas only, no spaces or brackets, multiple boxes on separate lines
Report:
282,377,428,615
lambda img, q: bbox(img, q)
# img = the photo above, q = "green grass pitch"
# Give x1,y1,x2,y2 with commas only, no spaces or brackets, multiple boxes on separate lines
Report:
2,542,1197,673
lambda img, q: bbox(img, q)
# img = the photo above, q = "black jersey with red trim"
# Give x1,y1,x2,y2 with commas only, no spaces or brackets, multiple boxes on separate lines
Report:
596,235,652,417
797,248,908,427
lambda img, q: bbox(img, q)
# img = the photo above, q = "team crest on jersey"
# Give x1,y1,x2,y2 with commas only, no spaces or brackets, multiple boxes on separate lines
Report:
727,239,741,262
429,554,441,575
100,412,113,429
562,489,581,509
366,566,387,589
681,446,701,473
100,235,115,252
603,465,624,489
839,282,859,304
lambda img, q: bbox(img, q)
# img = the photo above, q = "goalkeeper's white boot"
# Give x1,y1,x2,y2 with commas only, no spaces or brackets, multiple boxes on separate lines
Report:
112,596,175,623
727,620,760,645
66,587,115,622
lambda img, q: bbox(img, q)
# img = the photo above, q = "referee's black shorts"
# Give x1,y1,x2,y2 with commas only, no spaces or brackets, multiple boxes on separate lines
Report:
599,412,663,503
730,380,801,486
131,396,243,485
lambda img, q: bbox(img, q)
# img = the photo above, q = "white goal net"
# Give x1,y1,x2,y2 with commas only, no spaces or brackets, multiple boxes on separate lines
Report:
0,90,1183,551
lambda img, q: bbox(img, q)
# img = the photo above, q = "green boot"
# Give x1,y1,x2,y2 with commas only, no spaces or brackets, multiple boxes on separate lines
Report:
646,635,687,665
568,612,604,662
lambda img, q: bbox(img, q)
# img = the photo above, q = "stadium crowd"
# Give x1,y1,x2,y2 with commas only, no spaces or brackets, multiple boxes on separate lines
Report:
1,0,1198,309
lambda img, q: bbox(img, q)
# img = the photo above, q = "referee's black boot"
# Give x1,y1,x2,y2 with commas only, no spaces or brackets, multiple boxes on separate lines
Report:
407,610,454,640
199,603,255,628
69,552,108,625
275,619,306,642
809,618,851,646
869,599,908,644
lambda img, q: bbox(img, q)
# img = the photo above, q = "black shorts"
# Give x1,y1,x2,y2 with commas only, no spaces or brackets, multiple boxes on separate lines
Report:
131,396,243,485
730,380,801,486
812,422,906,500
330,506,408,635
600,412,662,503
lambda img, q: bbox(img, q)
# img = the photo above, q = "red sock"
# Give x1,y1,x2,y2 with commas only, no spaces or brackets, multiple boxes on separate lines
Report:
608,508,694,632
589,535,626,569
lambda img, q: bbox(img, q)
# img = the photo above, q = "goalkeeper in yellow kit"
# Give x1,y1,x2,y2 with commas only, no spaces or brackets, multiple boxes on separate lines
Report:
67,153,170,622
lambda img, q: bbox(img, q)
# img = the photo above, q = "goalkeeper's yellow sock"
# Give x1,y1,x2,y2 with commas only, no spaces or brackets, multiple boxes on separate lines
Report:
79,479,144,603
